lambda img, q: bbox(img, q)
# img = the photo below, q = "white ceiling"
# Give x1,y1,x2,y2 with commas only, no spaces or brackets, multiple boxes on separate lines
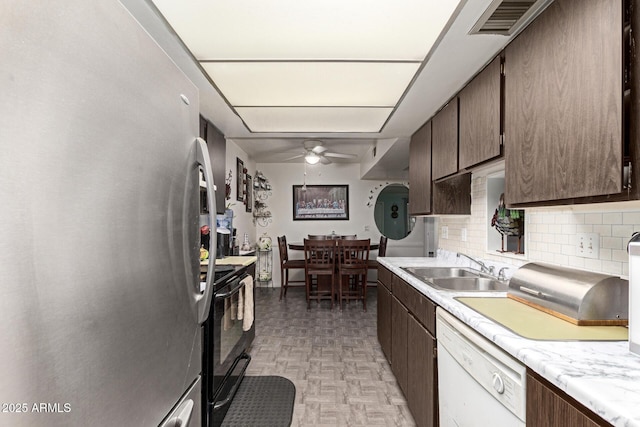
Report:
128,0,551,176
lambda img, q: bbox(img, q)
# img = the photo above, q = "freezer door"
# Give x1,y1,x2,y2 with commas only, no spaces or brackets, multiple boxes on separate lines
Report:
159,377,202,427
0,1,204,426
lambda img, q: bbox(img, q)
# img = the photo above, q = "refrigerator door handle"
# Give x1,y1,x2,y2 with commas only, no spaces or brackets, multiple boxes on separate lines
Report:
195,137,216,324
159,399,194,427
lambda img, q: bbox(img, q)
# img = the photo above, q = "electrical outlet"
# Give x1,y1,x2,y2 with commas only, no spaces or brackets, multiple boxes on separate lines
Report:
364,225,370,231
577,233,599,259
461,228,467,242
441,226,448,239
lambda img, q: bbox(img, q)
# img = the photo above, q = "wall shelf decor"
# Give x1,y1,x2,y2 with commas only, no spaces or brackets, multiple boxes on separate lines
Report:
253,171,272,227
256,233,273,287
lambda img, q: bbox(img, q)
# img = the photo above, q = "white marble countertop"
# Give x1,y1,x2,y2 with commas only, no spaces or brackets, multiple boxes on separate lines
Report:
378,254,640,427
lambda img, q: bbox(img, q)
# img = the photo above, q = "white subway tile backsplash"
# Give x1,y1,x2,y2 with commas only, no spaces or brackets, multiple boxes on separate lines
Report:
592,224,612,237
603,212,622,224
572,213,585,224
612,249,628,263
599,248,612,261
623,212,640,224
612,224,634,238
602,236,623,250
585,213,603,224
437,175,640,277
575,224,593,233
600,260,622,276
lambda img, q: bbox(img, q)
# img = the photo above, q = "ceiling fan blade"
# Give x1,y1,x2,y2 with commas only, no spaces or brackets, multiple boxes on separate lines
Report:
319,156,332,165
282,153,304,161
312,145,328,154
324,152,357,159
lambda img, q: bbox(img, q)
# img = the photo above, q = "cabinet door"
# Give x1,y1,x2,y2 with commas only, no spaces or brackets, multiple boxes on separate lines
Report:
409,121,432,215
432,173,471,215
459,56,502,170
201,118,227,215
391,295,408,396
504,0,622,205
527,371,610,427
377,282,392,362
431,98,458,180
407,315,437,427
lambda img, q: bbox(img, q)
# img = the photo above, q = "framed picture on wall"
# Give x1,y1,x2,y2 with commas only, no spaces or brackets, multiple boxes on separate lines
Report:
292,184,349,220
245,174,252,212
236,157,244,202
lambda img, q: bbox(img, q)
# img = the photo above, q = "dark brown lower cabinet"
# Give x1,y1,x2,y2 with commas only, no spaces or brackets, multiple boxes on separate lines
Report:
407,315,437,427
527,370,611,427
377,281,392,361
391,296,408,395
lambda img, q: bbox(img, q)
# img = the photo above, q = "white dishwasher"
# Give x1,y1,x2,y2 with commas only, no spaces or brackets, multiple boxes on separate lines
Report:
436,308,526,427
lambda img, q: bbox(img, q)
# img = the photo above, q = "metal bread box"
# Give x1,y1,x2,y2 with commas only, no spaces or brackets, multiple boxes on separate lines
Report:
508,263,629,326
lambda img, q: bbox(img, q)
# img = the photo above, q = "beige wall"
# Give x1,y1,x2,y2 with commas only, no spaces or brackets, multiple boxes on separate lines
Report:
438,175,640,278
225,139,426,287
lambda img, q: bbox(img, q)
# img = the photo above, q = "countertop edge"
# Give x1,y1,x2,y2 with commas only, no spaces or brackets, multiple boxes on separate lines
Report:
378,256,640,427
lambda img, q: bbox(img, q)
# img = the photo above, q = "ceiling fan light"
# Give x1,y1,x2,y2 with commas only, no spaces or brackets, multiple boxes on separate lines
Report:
305,152,320,164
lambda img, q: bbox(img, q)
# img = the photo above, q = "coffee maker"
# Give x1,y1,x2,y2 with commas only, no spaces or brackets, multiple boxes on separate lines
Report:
216,227,231,259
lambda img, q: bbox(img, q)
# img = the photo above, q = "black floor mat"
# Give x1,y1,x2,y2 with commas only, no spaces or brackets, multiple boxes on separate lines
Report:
221,376,296,427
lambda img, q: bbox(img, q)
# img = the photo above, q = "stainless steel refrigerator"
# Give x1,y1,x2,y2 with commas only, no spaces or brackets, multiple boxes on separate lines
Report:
0,1,216,425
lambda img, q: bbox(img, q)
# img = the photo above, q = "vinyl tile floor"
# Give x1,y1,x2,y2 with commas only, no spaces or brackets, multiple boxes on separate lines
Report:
246,286,416,426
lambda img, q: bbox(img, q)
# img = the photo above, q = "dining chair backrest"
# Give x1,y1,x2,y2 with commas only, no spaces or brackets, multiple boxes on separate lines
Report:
278,235,289,262
303,238,337,269
337,238,370,270
378,235,388,256
339,234,357,240
307,234,330,240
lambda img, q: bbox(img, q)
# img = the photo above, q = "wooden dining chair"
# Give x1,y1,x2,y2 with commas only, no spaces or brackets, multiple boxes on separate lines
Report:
368,235,388,285
277,235,306,300
303,238,337,309
307,234,330,240
339,235,357,240
336,238,370,310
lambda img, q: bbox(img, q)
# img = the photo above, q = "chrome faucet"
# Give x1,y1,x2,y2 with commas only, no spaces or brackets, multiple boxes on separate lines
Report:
457,252,492,275
497,267,510,281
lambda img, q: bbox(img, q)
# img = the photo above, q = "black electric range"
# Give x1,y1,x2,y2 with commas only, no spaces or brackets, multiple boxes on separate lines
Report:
203,262,255,426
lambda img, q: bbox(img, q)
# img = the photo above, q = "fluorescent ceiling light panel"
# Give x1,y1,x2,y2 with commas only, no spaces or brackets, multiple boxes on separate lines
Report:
152,0,462,61
235,107,393,133
201,62,420,107
151,0,462,133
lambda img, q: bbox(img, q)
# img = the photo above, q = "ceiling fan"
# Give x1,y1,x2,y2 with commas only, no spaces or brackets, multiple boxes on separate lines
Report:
283,140,357,165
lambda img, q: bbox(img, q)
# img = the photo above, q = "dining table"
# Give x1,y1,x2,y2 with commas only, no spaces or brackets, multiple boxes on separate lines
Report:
288,239,379,307
287,241,379,251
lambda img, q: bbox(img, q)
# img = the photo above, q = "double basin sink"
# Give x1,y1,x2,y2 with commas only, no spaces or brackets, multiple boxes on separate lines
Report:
401,266,508,292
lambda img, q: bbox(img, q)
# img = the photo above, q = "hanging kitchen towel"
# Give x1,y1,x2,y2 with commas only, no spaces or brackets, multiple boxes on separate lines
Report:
237,281,245,321
241,275,254,331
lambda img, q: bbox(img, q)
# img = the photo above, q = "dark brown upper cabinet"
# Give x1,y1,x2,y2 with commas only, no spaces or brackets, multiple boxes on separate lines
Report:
409,121,432,215
431,98,459,181
504,0,624,206
459,56,502,170
200,116,226,214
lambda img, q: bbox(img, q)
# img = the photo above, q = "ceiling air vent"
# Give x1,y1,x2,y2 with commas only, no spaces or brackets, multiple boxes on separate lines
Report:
469,0,553,36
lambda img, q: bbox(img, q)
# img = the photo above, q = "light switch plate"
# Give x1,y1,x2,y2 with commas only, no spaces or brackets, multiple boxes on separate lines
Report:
577,232,599,259
441,226,448,239
461,228,467,242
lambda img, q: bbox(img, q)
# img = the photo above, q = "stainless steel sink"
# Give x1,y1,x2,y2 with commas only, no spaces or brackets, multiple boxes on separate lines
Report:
402,266,481,279
429,277,508,292
401,266,508,292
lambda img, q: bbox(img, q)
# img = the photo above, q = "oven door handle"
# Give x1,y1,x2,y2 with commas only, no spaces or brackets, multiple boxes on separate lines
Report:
215,275,248,300
213,353,252,412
